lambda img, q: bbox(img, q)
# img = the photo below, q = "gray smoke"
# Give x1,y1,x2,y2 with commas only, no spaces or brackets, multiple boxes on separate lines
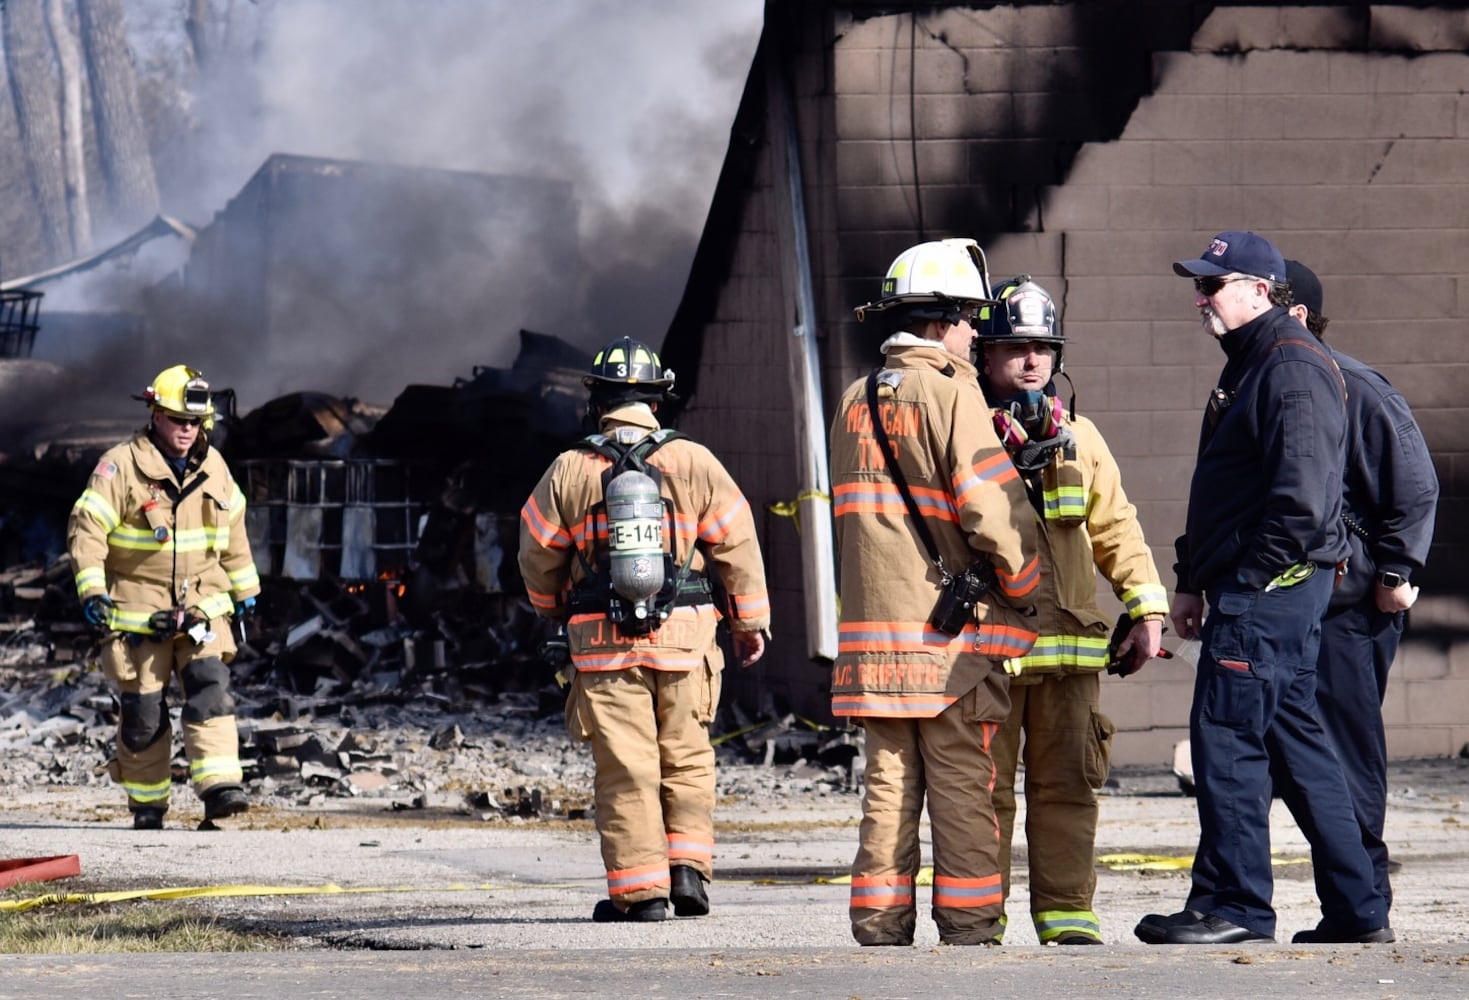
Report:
45,0,762,413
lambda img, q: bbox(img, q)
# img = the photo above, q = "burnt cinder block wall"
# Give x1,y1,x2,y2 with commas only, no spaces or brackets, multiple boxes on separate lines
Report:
829,3,1469,764
672,2,1469,763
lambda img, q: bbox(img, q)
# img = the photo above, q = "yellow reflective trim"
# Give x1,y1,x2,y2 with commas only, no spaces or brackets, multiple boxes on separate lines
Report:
230,483,248,520
109,609,158,634
229,567,261,592
1122,583,1170,618
124,779,171,803
74,567,107,595
1034,909,1101,943
1042,484,1086,520
195,592,234,620
190,757,243,783
108,525,210,553
75,490,121,531
1008,634,1111,673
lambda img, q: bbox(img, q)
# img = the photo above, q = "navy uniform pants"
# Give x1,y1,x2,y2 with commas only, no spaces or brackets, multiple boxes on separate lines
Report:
1310,600,1404,910
1186,567,1387,938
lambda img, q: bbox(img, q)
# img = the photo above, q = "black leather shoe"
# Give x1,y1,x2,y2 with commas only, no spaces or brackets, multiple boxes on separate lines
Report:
1292,923,1395,944
202,785,248,821
132,807,166,830
670,865,710,917
1135,909,1204,944
1164,913,1273,945
592,898,668,923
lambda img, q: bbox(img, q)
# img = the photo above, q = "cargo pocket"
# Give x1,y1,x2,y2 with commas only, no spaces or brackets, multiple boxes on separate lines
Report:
1083,710,1116,790
961,666,1011,725
697,652,724,725
564,673,593,741
1201,590,1265,732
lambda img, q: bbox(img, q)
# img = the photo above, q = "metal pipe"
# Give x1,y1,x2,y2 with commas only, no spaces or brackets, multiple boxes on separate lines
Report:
778,68,838,663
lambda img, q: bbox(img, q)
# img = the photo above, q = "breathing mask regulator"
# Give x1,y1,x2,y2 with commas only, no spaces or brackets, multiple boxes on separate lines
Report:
975,276,1076,471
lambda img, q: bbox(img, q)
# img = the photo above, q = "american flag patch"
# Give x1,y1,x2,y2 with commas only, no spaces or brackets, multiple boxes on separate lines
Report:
93,460,117,480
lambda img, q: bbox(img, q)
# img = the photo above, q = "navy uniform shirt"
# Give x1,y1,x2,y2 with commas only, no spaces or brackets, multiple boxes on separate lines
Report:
1175,305,1350,594
1328,349,1438,608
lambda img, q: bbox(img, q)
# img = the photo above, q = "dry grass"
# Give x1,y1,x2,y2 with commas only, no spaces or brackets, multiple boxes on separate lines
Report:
0,898,285,953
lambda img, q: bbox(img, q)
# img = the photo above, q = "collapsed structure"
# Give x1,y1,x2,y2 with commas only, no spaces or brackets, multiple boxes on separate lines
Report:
0,153,851,792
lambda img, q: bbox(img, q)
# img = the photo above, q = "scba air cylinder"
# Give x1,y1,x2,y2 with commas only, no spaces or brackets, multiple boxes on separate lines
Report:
605,470,665,620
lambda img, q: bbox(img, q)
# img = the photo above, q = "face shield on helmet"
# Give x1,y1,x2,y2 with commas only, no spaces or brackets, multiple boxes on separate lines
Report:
974,276,1065,373
583,337,675,406
142,365,214,429
855,238,998,325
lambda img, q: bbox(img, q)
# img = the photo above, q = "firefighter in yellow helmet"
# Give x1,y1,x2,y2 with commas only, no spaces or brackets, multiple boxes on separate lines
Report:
67,365,261,830
519,337,771,922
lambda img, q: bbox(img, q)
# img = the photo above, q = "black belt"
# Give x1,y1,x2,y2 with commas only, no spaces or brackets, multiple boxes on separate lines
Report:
569,576,711,615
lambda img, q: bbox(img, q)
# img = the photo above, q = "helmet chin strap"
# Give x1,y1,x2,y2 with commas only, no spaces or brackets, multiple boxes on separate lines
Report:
1054,370,1077,420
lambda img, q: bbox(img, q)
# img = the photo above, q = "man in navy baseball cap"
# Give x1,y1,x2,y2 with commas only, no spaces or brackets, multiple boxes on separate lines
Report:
1140,229,1388,947
1173,230,1287,283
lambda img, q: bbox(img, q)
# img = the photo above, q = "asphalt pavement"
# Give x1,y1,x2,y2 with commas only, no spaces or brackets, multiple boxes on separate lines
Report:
2,760,1467,998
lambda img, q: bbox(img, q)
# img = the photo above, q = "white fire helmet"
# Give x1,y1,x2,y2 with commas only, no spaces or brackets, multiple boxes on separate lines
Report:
855,238,997,322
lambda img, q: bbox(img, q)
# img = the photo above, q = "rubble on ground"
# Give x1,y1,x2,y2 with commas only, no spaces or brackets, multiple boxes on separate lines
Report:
0,328,860,818
0,560,859,820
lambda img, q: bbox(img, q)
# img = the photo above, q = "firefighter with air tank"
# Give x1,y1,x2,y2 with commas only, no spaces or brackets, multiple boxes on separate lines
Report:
518,338,771,923
67,365,260,830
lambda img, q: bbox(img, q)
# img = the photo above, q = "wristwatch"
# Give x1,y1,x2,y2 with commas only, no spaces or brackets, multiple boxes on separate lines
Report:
1377,571,1405,589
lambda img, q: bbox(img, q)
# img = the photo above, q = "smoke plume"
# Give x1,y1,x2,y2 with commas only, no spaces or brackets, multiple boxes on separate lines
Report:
47,0,763,414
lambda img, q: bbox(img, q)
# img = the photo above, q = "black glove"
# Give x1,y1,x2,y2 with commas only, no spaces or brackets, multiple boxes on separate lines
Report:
538,629,570,671
1105,612,1137,676
147,608,191,638
82,594,116,628
538,627,572,687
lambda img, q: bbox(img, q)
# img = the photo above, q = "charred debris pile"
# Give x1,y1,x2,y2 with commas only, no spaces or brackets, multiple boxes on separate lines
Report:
0,333,859,812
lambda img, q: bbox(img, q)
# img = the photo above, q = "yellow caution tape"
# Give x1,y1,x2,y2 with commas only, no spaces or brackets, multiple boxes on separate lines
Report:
15,855,1315,910
823,865,933,887
0,881,586,913
766,490,830,533
1098,852,1310,872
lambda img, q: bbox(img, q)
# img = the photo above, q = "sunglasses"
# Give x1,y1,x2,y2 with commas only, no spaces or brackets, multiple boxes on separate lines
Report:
1193,275,1255,296
162,413,203,427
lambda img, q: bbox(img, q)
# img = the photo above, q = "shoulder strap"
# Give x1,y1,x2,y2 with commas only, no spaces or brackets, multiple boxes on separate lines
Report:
865,370,951,580
1258,337,1347,402
579,428,686,475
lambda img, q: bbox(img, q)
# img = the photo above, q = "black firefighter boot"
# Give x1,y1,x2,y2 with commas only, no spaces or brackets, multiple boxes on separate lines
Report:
592,898,668,923
132,807,167,830
201,785,249,825
670,864,710,917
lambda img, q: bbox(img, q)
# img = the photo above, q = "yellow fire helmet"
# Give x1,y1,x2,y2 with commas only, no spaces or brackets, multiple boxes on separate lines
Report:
143,364,214,430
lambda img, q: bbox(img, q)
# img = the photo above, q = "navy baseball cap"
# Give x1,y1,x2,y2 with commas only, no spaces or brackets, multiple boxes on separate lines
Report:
1284,259,1323,317
1172,230,1286,283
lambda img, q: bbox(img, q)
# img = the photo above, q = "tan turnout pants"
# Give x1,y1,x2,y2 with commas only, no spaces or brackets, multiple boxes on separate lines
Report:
101,626,242,811
849,675,1010,946
567,652,723,907
992,670,1113,943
